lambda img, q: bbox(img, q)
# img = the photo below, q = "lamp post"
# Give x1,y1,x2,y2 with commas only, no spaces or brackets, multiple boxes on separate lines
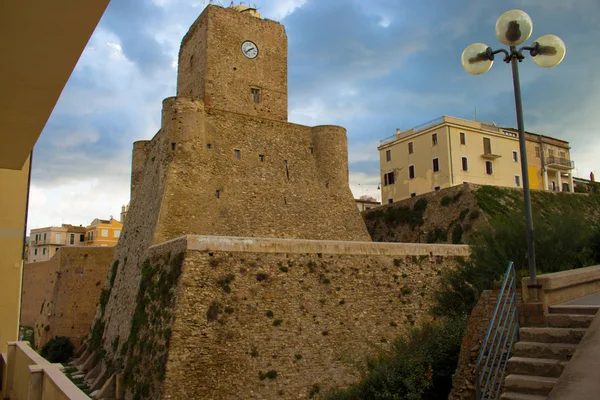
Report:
461,10,566,289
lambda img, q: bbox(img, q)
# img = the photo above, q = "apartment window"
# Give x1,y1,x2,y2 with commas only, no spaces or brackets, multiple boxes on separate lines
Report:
461,157,469,171
432,133,438,146
385,150,391,162
259,154,265,162
512,151,519,162
434,186,441,191
43,248,46,255
460,132,466,145
102,229,108,238
409,165,415,179
383,171,395,186
515,175,521,187
388,199,393,204
80,234,85,242
114,230,121,238
408,142,414,154
483,137,492,154
410,193,416,198
234,149,241,160
560,151,566,158
432,158,440,173
535,146,540,158
35,234,39,241
251,88,261,103
549,149,555,156
44,233,47,240
70,234,74,245
485,160,494,175
34,249,37,255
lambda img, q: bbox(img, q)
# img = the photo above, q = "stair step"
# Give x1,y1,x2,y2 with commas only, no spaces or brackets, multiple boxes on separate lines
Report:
508,356,567,378
519,327,586,344
548,305,599,315
504,374,557,396
513,341,577,361
545,313,593,328
500,392,548,400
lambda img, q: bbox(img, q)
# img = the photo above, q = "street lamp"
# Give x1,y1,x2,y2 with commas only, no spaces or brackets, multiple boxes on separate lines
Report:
461,10,566,289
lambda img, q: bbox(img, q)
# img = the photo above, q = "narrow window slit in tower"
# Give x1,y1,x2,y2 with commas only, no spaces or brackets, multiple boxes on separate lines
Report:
234,149,241,160
171,142,176,151
207,143,212,150
251,88,261,103
215,190,220,199
309,147,314,154
259,154,265,162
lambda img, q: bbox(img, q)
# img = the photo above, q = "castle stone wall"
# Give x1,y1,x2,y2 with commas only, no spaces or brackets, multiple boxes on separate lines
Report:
21,247,114,350
106,236,469,400
178,6,288,121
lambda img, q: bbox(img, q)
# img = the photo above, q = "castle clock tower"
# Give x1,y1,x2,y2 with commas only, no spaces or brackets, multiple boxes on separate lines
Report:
177,5,288,121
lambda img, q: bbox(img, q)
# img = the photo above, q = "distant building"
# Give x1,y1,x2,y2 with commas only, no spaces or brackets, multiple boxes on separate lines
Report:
120,204,129,225
355,198,380,212
28,224,86,262
85,218,122,247
378,116,575,203
573,174,598,194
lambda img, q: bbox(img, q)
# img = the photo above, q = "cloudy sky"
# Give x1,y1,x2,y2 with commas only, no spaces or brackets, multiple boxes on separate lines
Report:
28,0,600,230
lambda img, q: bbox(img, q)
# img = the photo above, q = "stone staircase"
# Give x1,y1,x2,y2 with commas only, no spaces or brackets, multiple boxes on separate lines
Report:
501,305,599,399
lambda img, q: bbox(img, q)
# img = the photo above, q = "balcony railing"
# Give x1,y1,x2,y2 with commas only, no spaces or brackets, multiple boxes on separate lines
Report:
546,156,574,169
379,116,445,144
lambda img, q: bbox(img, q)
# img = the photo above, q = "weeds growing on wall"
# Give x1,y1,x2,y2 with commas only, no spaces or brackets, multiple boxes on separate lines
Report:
40,336,75,363
434,191,600,318
326,316,467,400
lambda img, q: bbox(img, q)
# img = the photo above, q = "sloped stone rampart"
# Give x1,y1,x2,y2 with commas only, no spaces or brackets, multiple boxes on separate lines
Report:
117,236,469,400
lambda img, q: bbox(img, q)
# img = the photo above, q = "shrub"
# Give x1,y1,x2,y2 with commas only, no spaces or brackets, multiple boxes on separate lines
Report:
451,225,463,244
440,196,451,206
427,227,447,243
326,316,467,400
469,209,480,220
40,336,75,363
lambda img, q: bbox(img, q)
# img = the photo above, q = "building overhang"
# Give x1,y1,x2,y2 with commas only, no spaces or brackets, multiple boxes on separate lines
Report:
0,0,110,170
481,153,502,160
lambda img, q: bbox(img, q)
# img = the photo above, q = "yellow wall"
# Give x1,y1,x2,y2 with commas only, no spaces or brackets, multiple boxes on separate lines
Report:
0,156,30,353
379,117,575,201
380,117,524,202
85,218,122,247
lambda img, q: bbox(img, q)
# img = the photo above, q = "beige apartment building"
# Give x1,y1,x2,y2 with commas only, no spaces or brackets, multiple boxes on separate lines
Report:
378,116,574,203
28,224,86,262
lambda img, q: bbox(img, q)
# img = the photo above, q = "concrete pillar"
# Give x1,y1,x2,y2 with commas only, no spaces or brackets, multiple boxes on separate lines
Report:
5,342,17,397
27,365,43,400
569,173,574,193
543,168,549,191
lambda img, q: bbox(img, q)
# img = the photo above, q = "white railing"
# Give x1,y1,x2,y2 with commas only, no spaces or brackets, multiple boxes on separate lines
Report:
1,341,89,400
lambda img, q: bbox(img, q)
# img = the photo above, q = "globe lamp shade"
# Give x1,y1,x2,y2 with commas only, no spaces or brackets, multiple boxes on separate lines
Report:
461,43,493,75
532,34,566,68
495,10,533,46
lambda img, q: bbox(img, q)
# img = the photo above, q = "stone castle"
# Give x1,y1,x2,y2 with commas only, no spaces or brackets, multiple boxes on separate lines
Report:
78,5,469,399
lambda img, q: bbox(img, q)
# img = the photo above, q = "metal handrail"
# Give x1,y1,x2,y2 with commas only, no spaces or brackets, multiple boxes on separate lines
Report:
546,156,574,169
475,262,520,400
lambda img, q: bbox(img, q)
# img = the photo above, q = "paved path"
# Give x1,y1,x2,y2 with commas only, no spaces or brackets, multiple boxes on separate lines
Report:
560,292,600,306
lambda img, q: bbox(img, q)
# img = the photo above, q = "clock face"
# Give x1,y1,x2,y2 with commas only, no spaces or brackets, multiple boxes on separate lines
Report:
241,41,258,59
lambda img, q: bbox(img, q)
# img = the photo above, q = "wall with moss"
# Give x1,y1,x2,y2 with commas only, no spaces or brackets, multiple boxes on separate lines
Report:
20,247,114,351
148,236,469,400
364,184,486,244
364,184,600,245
